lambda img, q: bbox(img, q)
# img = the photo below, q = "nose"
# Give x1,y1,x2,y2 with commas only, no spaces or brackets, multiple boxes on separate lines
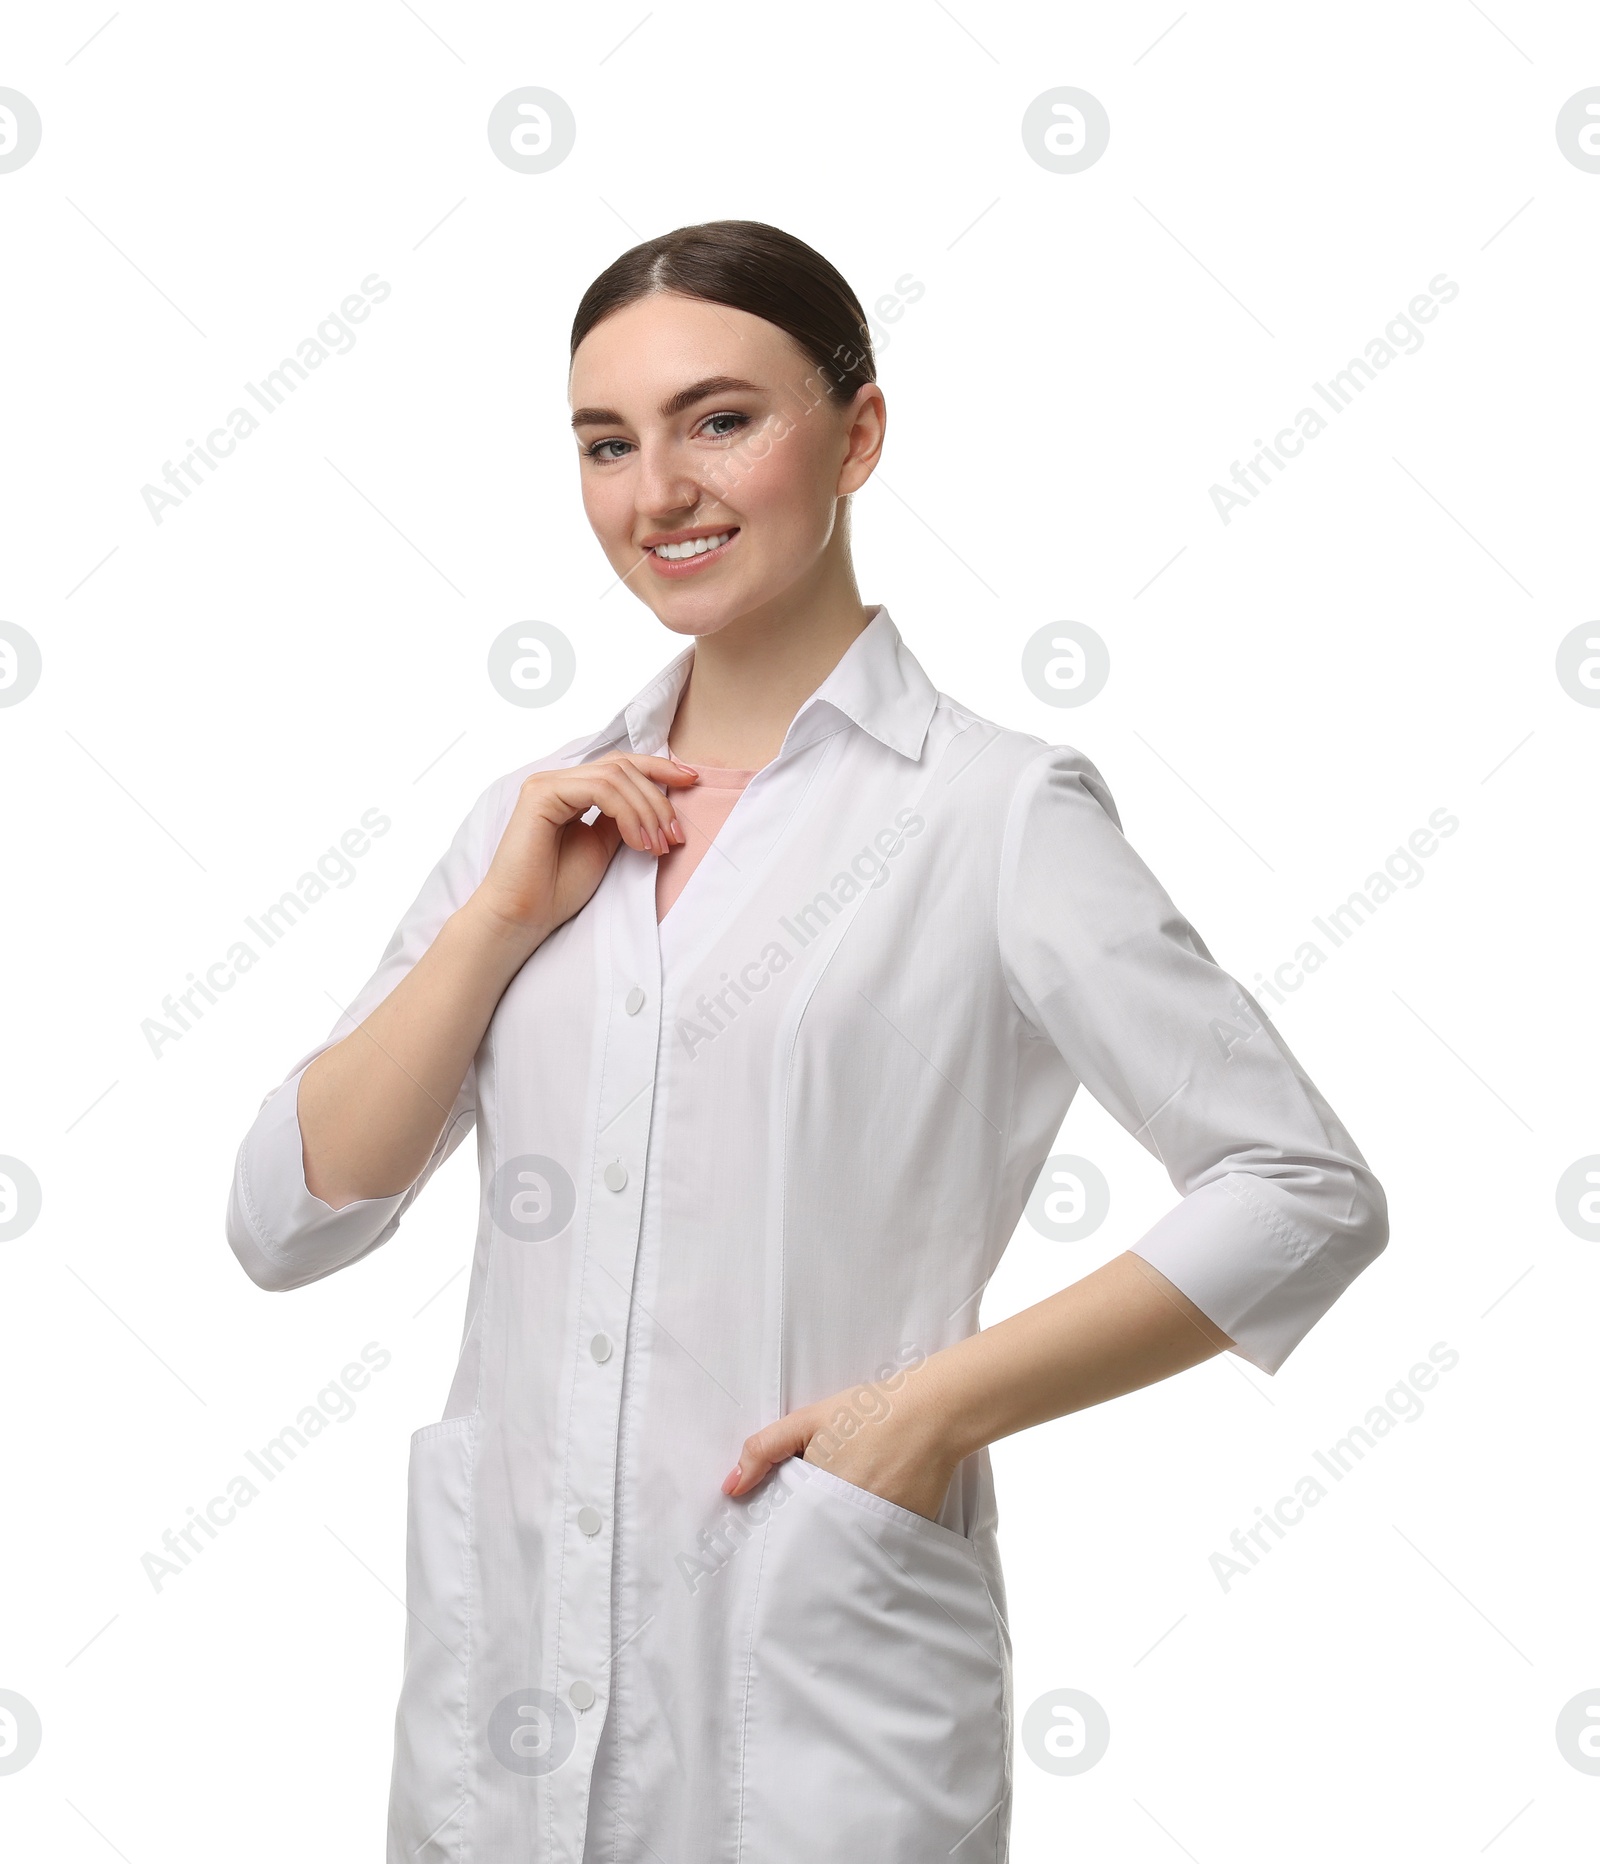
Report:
633,436,704,530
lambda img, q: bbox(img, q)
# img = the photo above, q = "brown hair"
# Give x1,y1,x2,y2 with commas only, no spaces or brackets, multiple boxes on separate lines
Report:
569,219,876,406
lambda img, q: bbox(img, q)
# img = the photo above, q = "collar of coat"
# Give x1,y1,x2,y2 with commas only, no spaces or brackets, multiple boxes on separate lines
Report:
564,603,940,767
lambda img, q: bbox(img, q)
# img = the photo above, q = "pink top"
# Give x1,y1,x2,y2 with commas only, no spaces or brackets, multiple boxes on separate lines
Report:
654,749,761,920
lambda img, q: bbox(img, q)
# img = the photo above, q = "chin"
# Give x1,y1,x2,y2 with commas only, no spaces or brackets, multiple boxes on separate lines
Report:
646,603,746,640
629,578,758,638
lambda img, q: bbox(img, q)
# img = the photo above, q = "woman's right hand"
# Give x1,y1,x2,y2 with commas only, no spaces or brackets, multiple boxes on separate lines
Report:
466,753,700,951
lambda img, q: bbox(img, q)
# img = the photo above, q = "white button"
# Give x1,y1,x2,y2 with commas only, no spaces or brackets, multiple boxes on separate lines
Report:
590,1333,612,1362
577,1505,603,1536
603,1161,628,1193
569,1679,596,1711
625,986,646,1015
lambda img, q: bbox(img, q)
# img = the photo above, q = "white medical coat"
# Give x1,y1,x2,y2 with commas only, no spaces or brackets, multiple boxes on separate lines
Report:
225,606,1387,1862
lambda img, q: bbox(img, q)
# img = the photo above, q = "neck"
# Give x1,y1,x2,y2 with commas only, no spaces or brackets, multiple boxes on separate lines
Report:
666,568,874,769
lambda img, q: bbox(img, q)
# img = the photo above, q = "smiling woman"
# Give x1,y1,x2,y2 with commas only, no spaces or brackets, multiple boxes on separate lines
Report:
224,218,1388,1864
564,222,886,744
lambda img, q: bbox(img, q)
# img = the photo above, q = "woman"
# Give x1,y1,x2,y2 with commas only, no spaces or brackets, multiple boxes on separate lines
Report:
225,220,1388,1862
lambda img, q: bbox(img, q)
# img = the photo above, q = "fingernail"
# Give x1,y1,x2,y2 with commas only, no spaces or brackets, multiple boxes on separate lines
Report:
672,757,697,774
670,819,684,844
721,1464,742,1495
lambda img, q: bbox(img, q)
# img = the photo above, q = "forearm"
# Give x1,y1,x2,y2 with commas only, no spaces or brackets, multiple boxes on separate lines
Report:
912,1251,1237,1465
299,901,541,1208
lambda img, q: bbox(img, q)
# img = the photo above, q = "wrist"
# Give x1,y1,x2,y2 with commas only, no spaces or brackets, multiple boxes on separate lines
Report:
452,897,549,969
892,1353,977,1473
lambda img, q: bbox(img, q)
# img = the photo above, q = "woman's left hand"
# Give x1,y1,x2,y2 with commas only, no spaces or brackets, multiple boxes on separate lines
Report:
720,1371,959,1523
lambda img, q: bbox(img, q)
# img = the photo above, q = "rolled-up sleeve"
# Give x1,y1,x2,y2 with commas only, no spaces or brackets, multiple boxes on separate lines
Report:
997,745,1388,1374
225,774,512,1293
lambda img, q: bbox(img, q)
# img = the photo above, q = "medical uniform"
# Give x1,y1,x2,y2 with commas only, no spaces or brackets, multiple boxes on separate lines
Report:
225,605,1387,1862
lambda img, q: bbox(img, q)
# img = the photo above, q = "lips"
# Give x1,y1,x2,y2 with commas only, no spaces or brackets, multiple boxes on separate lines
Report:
643,528,739,577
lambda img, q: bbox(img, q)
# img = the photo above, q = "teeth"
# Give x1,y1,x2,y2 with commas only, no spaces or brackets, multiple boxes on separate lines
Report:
653,530,732,559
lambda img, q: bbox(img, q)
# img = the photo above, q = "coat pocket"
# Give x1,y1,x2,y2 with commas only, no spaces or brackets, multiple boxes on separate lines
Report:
740,1458,1009,1864
798,1457,981,1551
387,1416,477,1864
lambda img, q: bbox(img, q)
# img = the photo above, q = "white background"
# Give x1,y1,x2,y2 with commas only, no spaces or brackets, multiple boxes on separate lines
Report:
2,2,1596,1858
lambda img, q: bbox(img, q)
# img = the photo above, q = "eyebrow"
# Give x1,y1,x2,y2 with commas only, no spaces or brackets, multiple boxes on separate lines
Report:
570,375,763,430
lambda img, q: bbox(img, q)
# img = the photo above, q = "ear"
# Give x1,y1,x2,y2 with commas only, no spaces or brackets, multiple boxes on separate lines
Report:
837,382,887,495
